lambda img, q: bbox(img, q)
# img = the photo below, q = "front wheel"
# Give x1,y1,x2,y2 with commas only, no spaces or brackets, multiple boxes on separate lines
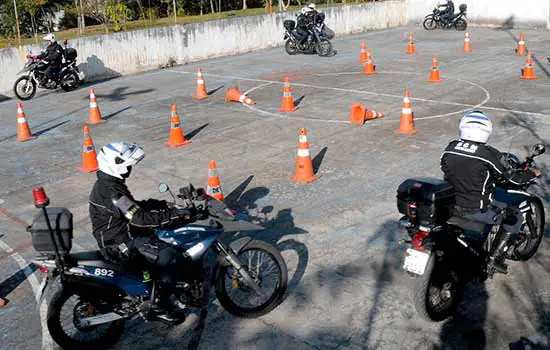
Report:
13,76,36,100
316,38,333,57
46,285,125,350
411,254,464,322
215,239,288,318
285,39,298,55
455,18,467,31
60,72,80,92
510,201,545,261
423,17,437,30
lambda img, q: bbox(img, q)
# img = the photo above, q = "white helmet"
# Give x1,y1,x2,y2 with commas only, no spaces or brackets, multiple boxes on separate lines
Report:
301,6,312,14
459,111,493,144
97,142,145,179
43,33,55,42
308,3,316,10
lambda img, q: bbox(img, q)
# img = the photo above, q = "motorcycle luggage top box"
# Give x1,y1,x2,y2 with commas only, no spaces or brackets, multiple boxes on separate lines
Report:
397,177,455,226
27,207,73,258
64,48,77,61
283,20,296,31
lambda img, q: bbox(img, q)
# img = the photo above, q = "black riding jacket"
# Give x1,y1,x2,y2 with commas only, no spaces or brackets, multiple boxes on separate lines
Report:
89,171,184,249
37,42,64,67
439,1,454,15
440,140,537,212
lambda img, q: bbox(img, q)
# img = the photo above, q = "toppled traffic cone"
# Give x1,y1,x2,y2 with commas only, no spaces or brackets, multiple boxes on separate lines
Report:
406,32,416,54
516,33,526,56
207,160,224,201
362,48,376,75
225,87,255,105
395,89,416,135
165,104,191,147
193,68,208,100
16,103,36,142
88,89,104,124
428,54,441,83
349,103,384,126
463,32,472,52
78,125,99,173
278,77,296,112
359,39,368,62
520,51,537,80
291,128,319,183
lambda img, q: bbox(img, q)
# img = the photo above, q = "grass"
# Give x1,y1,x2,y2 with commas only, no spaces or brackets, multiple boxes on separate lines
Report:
0,0,375,47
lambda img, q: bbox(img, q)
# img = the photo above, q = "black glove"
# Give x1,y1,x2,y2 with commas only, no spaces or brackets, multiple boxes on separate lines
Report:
173,205,196,220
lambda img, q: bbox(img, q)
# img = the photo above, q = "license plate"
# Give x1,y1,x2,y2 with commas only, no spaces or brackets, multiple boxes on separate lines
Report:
403,248,430,275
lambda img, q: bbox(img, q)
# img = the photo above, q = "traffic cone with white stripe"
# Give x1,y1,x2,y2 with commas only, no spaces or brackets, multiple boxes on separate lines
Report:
278,77,296,112
515,33,526,56
88,89,104,124
362,48,376,75
395,89,416,135
165,104,191,147
520,51,537,80
349,103,384,126
193,68,208,100
463,32,472,52
365,110,385,121
406,32,416,54
359,39,368,62
207,160,224,201
16,103,36,142
291,128,319,183
428,54,441,83
225,87,255,105
78,125,99,172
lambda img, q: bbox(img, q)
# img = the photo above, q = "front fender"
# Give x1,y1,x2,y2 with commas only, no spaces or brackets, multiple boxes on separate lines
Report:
215,236,253,268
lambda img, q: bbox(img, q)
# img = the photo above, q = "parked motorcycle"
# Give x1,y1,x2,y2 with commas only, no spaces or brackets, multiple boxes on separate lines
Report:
423,3,468,31
13,39,85,101
283,19,333,57
397,143,545,322
29,183,288,350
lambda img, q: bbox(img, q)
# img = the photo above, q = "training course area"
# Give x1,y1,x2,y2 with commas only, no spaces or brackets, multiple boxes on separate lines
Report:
0,22,550,350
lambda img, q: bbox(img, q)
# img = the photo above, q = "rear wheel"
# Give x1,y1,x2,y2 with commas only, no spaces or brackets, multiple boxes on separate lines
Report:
455,18,467,31
423,17,437,30
13,76,36,100
60,72,80,92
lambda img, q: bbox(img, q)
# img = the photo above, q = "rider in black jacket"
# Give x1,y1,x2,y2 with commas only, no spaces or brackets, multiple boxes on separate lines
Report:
36,34,64,85
89,142,199,323
296,4,317,44
438,0,455,24
441,111,540,273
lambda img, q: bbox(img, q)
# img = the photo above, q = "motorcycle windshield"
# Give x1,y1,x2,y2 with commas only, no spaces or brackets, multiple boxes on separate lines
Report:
17,62,33,74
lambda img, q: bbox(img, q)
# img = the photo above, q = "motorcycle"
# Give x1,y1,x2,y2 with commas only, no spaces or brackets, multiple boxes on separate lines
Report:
423,3,468,31
29,183,288,350
283,18,333,57
13,39,85,101
397,143,545,322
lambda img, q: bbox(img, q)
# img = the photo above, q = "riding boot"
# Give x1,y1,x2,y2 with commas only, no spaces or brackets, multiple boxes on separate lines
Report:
153,282,186,324
488,231,513,274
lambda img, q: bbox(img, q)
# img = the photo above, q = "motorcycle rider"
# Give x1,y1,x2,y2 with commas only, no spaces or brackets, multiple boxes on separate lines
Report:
36,34,64,87
438,0,455,24
89,141,203,322
440,111,541,274
296,4,317,45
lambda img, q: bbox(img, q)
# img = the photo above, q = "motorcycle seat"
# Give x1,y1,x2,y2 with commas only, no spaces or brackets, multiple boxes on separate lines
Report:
69,250,124,270
447,216,490,235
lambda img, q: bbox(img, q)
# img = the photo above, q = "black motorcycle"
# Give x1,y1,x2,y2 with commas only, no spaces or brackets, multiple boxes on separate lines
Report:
283,19,333,57
397,143,545,322
423,3,468,31
13,39,84,101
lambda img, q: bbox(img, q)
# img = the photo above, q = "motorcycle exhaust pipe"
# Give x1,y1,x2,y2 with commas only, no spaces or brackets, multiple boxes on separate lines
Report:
77,312,127,328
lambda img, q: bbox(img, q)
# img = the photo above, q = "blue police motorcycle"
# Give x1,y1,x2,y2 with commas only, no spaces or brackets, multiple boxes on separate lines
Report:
29,183,288,350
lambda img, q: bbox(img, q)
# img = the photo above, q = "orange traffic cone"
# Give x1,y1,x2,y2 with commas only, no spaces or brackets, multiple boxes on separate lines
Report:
207,160,224,201
291,128,319,183
78,125,99,172
193,68,208,100
428,54,441,83
395,89,416,135
278,77,296,112
362,48,376,75
164,104,191,147
0,297,6,308
88,89,104,124
516,33,526,56
16,103,36,142
463,32,472,52
359,39,368,62
225,87,255,105
349,103,384,126
365,110,385,121
406,32,416,54
520,51,537,80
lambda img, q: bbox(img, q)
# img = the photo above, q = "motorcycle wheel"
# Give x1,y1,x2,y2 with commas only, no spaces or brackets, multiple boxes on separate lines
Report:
60,72,80,92
423,17,437,30
412,254,464,322
510,201,545,261
455,18,467,31
316,38,333,57
47,282,125,350
13,76,37,101
285,39,298,55
214,239,288,318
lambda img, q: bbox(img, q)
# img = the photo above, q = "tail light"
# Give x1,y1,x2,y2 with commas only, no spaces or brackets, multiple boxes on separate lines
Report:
412,231,429,250
36,264,49,273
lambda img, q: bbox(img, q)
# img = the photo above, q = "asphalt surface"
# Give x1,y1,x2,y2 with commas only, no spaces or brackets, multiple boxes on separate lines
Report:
0,25,549,350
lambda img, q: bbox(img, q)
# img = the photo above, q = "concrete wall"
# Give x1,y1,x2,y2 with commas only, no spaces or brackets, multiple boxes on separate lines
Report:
0,0,407,96
406,0,550,29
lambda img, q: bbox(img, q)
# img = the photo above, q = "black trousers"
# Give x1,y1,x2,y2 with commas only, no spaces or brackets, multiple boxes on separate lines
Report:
43,65,60,80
